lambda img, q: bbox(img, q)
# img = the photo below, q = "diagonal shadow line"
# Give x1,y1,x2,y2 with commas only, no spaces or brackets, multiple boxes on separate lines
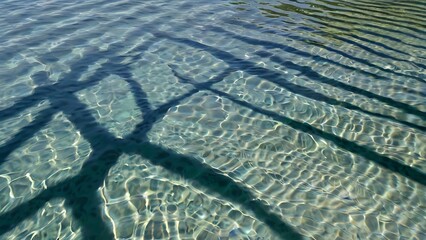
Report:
207,24,426,98
58,67,304,239
114,67,153,115
124,142,304,240
343,31,412,56
0,0,223,122
212,93,422,186
321,0,426,24
352,0,426,18
297,1,426,38
59,93,118,149
0,69,111,169
0,72,132,238
0,107,58,163
263,53,426,129
1,43,125,119
0,87,51,122
311,20,426,70
46,93,121,239
0,36,157,123
0,7,213,234
301,12,418,60
128,67,237,142
363,2,426,15
315,0,426,31
101,62,302,237
235,8,426,43
158,32,426,129
0,59,135,162
167,65,237,87
0,148,120,239
0,76,182,239
0,6,311,240
0,10,420,237
1,37,294,240
355,27,426,52
0,34,307,239
224,19,426,84
0,59,108,122
317,43,426,85
0,68,111,165
3,5,180,117
170,69,426,187
0,179,60,234
206,26,426,128
0,72,305,240
209,25,388,80
312,19,426,59
0,137,305,240
266,54,426,121
128,89,200,142
4,5,390,236
0,39,159,240
0,1,206,123
62,149,121,240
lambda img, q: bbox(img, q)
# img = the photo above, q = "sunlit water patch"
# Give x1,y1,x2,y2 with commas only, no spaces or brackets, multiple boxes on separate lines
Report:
0,0,425,239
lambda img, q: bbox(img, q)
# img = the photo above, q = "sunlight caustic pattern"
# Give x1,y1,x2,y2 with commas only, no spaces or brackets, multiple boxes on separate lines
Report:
0,0,425,239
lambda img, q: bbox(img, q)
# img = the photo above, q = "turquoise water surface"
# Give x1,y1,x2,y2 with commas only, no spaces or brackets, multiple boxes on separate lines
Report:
0,0,425,239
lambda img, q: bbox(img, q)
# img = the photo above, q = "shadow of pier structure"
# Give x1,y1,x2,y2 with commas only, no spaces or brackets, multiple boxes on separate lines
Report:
162,32,426,187
1,8,425,240
0,31,303,240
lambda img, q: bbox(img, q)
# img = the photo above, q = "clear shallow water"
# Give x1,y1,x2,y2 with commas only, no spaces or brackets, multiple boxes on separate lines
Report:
0,0,425,239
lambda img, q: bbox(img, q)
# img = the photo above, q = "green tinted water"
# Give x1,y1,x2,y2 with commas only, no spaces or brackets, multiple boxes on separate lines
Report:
0,0,425,239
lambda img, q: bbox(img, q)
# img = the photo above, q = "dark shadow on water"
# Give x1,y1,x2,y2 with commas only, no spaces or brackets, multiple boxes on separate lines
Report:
0,35,159,166
0,33,303,240
0,28,156,239
0,148,121,239
167,44,426,187
125,142,304,240
1,9,424,239
162,30,426,130
0,107,58,160
0,70,304,240
206,25,426,130
209,24,426,98
225,19,426,85
267,52,426,122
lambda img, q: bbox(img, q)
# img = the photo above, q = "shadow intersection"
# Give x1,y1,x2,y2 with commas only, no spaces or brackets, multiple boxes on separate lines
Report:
0,33,303,240
165,36,426,187
1,12,424,240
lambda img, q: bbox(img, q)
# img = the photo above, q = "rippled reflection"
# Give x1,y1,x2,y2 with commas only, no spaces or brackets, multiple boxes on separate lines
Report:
0,0,425,239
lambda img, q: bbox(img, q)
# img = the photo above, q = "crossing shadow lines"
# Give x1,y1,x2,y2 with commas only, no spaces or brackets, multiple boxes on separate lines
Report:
164,37,426,187
0,40,303,240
